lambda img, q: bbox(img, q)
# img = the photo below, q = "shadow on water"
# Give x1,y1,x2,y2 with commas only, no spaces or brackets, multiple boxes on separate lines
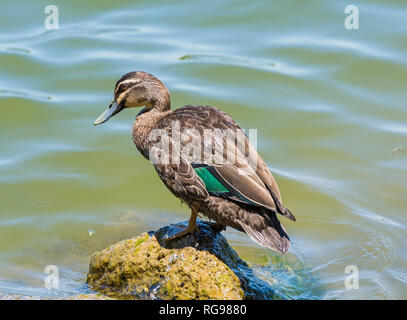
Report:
250,255,325,300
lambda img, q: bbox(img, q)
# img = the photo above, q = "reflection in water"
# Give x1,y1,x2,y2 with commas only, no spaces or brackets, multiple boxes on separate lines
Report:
0,0,406,299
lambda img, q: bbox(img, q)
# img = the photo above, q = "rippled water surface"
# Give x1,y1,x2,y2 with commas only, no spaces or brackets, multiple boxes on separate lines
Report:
1,0,406,299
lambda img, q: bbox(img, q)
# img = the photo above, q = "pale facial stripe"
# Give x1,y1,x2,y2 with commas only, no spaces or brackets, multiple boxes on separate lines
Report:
114,79,141,97
116,91,129,106
114,79,142,106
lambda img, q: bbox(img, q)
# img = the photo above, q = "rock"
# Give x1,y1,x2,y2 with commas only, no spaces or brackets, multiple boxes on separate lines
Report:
86,220,274,300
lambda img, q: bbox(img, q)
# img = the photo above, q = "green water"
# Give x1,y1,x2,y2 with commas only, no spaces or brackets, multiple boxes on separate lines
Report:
1,0,406,299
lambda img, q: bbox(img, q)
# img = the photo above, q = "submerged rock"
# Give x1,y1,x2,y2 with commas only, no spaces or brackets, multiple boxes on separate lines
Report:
86,220,274,300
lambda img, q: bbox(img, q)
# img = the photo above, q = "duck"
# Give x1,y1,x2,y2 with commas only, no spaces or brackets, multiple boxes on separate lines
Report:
94,71,295,254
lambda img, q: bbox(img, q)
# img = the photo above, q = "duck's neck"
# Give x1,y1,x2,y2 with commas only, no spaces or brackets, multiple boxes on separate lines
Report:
132,107,171,159
146,87,171,112
152,99,171,112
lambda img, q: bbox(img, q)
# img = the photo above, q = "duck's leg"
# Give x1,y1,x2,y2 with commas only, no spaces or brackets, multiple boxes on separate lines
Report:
166,204,200,240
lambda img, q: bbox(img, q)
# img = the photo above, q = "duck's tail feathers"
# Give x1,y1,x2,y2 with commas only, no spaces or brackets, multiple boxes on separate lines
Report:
281,207,296,222
240,214,290,254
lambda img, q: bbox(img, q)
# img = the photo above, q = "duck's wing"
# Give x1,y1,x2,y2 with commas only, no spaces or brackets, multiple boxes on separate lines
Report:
154,105,295,221
194,162,295,221
253,156,296,221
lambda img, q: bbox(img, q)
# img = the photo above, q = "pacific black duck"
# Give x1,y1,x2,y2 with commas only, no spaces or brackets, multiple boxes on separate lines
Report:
94,71,295,254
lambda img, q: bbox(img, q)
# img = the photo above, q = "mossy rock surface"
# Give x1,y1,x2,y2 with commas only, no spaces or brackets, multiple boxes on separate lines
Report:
86,220,274,300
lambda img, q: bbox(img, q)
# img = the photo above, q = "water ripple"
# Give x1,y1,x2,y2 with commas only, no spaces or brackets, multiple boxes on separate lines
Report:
0,89,52,101
180,53,312,76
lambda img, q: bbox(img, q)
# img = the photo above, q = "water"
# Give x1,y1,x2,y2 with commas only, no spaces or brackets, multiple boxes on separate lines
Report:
0,0,406,299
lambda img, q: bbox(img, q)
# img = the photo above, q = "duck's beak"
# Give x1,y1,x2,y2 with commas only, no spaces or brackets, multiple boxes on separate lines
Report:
94,101,122,125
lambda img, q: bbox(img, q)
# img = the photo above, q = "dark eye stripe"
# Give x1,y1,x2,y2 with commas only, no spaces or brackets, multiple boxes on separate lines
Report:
116,90,129,107
115,82,132,98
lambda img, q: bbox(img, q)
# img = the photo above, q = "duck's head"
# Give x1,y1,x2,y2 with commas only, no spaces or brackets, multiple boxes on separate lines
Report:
94,71,170,125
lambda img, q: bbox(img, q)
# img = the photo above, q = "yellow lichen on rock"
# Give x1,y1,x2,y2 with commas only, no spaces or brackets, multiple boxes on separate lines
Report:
87,230,244,300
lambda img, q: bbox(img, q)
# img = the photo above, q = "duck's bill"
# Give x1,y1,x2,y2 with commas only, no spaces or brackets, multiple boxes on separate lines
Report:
94,101,121,125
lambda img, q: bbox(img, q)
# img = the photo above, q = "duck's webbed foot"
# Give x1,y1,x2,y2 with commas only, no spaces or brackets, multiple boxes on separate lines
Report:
165,204,200,241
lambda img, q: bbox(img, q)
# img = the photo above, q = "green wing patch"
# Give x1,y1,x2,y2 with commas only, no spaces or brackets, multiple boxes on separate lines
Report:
193,166,229,193
192,164,259,207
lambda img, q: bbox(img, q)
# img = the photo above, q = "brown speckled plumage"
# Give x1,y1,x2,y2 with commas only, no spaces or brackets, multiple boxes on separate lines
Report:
94,71,295,254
